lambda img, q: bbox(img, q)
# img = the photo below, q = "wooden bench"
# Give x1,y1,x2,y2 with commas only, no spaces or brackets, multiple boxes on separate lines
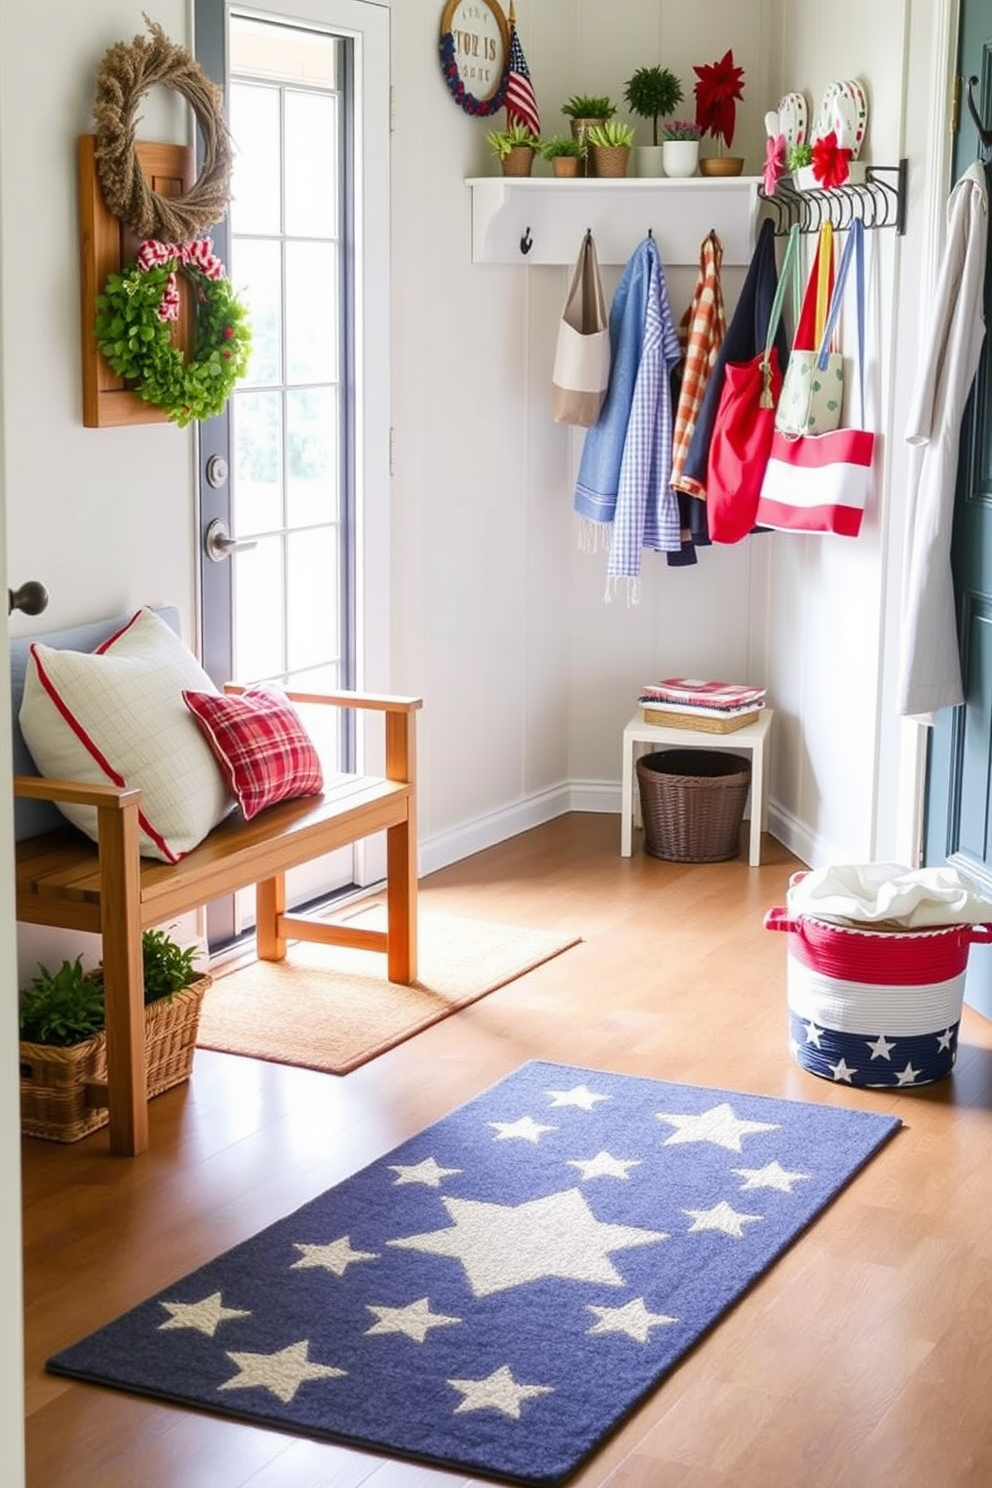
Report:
12,612,421,1159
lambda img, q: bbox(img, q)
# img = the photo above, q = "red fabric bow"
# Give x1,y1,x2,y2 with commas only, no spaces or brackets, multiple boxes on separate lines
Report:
811,131,852,189
763,134,786,196
693,49,746,150
137,238,226,322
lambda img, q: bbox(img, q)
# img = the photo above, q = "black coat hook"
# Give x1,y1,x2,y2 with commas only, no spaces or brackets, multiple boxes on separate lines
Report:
520,226,533,255
966,75,992,152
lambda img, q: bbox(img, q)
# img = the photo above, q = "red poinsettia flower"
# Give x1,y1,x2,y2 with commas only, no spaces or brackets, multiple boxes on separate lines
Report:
811,129,852,188
693,48,746,149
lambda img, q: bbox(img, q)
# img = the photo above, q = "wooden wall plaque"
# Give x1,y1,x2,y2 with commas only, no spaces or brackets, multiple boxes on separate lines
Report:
78,135,196,428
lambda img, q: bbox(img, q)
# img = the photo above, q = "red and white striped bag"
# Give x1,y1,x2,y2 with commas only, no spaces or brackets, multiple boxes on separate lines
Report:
756,219,874,538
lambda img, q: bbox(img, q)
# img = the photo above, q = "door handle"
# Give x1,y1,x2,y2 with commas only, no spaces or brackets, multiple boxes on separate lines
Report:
204,519,259,563
8,580,48,616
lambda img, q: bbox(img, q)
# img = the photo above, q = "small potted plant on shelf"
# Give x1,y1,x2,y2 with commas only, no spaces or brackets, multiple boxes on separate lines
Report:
660,118,703,178
585,118,636,179
18,929,211,1143
693,48,747,176
538,134,586,178
485,119,540,176
623,65,684,176
561,94,616,173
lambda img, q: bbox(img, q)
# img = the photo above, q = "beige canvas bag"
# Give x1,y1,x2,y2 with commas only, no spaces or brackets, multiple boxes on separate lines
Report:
552,229,610,427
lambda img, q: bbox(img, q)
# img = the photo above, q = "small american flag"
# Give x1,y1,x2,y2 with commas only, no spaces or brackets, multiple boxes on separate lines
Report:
505,26,540,137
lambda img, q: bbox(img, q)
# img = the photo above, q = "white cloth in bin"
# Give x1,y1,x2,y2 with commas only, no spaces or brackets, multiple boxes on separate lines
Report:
786,862,992,928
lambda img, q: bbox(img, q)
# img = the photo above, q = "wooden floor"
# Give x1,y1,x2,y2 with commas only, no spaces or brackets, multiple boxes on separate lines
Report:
21,814,992,1488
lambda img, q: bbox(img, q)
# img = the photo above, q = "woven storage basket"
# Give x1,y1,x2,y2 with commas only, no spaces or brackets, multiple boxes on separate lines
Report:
640,707,761,734
636,749,751,862
19,975,211,1142
764,906,992,1087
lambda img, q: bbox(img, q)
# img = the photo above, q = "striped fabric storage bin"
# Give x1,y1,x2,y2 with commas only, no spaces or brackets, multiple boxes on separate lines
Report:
763,907,992,1087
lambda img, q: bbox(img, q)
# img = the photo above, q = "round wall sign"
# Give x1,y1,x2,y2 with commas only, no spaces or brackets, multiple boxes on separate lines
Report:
439,0,510,116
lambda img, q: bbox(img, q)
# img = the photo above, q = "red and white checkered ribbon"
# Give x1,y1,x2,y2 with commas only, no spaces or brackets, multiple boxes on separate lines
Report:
136,238,226,322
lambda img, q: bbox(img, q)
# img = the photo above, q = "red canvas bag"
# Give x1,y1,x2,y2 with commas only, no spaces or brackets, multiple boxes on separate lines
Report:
706,225,800,543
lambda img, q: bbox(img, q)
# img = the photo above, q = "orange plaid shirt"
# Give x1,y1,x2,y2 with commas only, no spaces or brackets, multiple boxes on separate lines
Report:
671,231,726,500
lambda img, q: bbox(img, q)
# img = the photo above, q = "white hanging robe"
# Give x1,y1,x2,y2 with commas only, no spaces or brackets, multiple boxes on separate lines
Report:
897,162,989,723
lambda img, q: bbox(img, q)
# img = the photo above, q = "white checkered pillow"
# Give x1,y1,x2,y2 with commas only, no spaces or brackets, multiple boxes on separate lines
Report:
19,607,233,862
182,684,324,820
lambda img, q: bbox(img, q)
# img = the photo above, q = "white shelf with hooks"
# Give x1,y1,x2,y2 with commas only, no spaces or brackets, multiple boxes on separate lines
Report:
466,175,763,266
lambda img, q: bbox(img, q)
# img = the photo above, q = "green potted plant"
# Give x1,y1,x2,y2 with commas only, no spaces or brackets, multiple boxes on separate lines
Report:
623,66,684,176
585,118,636,179
561,95,616,174
485,119,540,177
661,118,703,178
18,929,211,1142
538,134,586,178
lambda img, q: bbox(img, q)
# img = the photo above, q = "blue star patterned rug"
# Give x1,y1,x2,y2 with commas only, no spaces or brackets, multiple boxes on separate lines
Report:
48,1061,900,1485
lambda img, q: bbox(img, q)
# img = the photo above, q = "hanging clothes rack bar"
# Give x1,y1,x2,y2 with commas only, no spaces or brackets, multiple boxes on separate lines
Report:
759,159,908,236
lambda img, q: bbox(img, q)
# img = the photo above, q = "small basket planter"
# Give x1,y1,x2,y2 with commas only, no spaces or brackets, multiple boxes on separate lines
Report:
764,903,992,1087
19,974,211,1143
636,748,751,862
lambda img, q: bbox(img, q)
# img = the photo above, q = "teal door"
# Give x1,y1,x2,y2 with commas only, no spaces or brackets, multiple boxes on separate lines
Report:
924,6,992,893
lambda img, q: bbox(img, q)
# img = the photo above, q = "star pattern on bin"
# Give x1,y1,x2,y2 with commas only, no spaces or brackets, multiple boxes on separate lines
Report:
895,1062,921,1086
866,1033,896,1061
828,1058,858,1084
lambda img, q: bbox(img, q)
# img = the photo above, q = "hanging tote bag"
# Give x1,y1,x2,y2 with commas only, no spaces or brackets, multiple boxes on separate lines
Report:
757,220,874,537
552,229,611,427
775,224,846,437
706,224,801,543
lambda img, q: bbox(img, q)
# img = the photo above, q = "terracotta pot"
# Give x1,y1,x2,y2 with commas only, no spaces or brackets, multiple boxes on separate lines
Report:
550,155,581,178
501,145,535,177
698,155,745,177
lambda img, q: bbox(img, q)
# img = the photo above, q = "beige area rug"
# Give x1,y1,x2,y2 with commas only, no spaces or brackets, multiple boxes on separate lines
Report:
196,912,581,1074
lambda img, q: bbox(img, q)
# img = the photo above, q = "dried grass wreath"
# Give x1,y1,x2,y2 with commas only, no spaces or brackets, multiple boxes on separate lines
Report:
93,14,232,243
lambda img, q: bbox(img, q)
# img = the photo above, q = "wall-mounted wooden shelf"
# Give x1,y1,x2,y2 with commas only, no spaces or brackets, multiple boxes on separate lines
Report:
78,134,195,428
465,175,762,267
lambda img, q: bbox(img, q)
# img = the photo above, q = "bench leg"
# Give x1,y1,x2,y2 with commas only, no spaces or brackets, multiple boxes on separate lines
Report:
98,800,148,1157
257,873,287,961
385,818,417,984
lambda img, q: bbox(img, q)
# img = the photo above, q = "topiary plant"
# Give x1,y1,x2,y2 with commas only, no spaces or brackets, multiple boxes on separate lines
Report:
561,94,616,121
623,66,684,146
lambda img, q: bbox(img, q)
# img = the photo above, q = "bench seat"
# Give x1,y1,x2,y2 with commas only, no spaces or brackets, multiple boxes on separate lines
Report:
14,681,421,1159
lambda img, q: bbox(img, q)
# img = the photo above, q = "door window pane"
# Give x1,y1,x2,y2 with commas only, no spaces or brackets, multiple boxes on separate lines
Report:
229,83,281,236
287,527,340,674
233,238,283,387
287,387,339,527
285,91,339,237
233,536,285,680
233,389,283,536
286,241,339,384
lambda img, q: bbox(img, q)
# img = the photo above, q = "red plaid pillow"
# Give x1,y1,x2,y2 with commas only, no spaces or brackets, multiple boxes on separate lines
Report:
182,684,323,821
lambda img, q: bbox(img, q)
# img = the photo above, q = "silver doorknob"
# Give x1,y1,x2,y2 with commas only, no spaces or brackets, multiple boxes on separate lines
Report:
205,519,259,563
8,580,48,616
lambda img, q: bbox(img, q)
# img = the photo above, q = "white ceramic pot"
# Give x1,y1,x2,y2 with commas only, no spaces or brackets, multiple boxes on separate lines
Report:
661,140,699,178
634,145,664,178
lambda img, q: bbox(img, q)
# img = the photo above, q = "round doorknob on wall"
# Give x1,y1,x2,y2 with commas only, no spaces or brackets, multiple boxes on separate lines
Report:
8,580,49,616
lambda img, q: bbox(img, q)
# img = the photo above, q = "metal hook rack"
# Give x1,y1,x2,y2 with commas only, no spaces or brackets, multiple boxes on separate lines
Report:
759,159,908,237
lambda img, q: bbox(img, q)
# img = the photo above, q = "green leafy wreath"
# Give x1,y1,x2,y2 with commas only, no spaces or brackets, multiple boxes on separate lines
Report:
95,238,251,427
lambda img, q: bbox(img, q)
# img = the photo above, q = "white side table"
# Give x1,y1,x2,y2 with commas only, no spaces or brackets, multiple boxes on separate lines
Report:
620,708,775,867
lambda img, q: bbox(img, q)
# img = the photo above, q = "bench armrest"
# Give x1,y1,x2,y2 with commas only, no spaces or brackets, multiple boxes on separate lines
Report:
13,774,143,811
223,684,422,714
